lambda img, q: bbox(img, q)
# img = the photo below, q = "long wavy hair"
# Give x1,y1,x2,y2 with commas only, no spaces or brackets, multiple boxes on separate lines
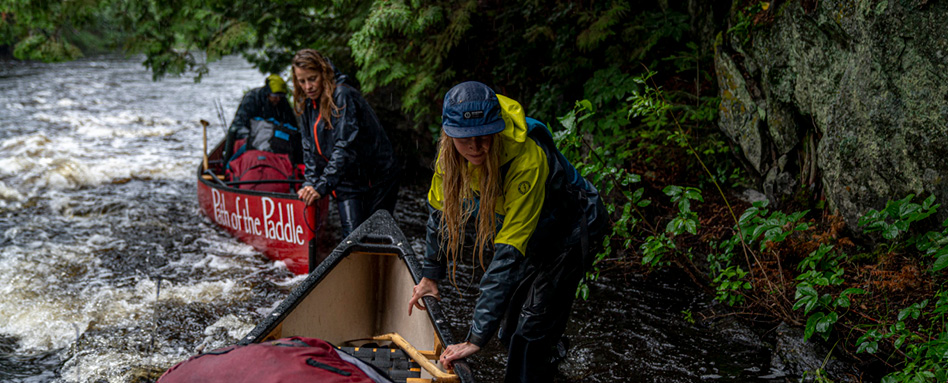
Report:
436,131,504,277
291,49,340,130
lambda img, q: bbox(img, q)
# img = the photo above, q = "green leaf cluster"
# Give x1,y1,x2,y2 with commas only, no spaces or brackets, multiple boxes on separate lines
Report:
640,185,703,269
793,244,866,341
859,194,939,241
710,200,811,306
1,0,109,61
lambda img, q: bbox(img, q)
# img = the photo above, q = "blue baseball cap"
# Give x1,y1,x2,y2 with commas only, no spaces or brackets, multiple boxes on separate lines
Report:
441,81,506,138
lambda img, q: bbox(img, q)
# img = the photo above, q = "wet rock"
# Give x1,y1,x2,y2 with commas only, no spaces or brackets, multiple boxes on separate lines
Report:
715,38,765,175
741,188,769,204
126,365,166,382
763,154,797,206
716,0,948,227
711,314,766,349
771,322,856,382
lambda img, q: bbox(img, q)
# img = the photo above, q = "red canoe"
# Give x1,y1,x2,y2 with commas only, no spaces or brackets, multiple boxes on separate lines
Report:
197,139,328,274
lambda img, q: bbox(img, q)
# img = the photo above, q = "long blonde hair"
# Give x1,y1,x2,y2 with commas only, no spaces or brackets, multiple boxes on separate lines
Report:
437,131,504,275
291,49,340,129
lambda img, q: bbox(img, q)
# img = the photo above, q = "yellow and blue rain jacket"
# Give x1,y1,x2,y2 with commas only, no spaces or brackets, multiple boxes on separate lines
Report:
421,95,606,347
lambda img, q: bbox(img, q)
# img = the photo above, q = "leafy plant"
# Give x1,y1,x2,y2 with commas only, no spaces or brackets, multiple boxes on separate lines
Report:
710,259,751,306
707,236,751,306
641,234,674,269
858,194,939,241
844,195,948,382
640,185,703,268
681,309,695,324
869,295,948,383
914,218,948,272
557,100,650,299
726,2,767,45
858,194,948,274
737,200,810,251
709,200,811,306
792,244,866,341
664,185,702,237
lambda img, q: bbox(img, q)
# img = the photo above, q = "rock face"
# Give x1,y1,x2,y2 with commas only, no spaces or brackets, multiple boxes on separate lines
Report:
714,0,948,227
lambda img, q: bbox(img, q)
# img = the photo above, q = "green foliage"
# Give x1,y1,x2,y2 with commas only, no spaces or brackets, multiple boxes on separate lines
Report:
1,0,106,62
119,0,368,80
858,194,939,241
726,2,766,44
915,219,948,272
709,255,751,306
708,239,750,307
349,0,473,130
710,200,811,306
681,309,695,324
626,69,674,150
640,185,703,269
815,194,948,382
858,194,948,272
664,185,702,236
2,0,373,80
736,200,810,251
883,294,948,382
557,99,649,291
792,244,866,341
557,60,742,299
5,0,701,136
641,234,674,269
12,34,81,61
860,294,948,383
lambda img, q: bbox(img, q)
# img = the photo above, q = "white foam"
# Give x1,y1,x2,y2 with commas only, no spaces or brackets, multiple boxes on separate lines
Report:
59,313,257,383
85,235,126,251
199,314,257,352
191,253,244,271
57,98,78,107
0,181,24,203
0,242,254,353
60,348,188,383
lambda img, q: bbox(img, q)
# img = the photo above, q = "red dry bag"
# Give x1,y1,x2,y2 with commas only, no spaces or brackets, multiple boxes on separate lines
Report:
225,150,295,193
157,337,393,383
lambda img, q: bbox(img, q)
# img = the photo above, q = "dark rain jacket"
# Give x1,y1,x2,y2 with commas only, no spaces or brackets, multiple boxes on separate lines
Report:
421,95,607,348
299,69,398,200
225,86,298,161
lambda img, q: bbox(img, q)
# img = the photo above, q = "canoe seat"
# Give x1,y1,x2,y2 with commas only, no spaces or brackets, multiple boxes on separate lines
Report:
338,345,422,383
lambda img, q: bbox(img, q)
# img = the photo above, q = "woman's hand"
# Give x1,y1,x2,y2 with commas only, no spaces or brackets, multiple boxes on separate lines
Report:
408,277,440,316
439,342,480,370
297,186,321,205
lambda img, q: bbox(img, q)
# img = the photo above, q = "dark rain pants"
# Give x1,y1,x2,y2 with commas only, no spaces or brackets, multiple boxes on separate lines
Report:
497,234,598,383
336,176,401,237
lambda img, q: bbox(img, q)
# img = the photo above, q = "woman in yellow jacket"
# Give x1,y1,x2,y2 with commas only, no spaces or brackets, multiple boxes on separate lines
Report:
408,81,608,382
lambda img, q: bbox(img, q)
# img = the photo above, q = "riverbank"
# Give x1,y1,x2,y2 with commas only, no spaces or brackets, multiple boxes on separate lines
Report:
584,117,944,382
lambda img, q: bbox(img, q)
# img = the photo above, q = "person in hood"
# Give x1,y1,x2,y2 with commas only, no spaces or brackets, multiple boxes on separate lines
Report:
291,49,401,237
407,81,608,382
224,74,298,163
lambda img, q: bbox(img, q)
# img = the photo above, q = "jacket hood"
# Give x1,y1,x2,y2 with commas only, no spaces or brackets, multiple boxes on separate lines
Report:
324,56,348,85
497,95,528,143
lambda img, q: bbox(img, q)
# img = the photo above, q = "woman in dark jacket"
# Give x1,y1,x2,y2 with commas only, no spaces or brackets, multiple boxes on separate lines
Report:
292,49,400,236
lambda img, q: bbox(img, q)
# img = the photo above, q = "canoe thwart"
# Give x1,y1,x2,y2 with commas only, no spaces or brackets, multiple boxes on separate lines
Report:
371,333,459,383
417,331,443,360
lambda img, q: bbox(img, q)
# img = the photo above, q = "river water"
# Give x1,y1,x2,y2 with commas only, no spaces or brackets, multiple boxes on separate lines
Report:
0,55,796,382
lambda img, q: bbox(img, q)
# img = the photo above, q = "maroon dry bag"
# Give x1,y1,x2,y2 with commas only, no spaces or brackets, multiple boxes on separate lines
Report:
157,337,393,383
225,149,295,193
